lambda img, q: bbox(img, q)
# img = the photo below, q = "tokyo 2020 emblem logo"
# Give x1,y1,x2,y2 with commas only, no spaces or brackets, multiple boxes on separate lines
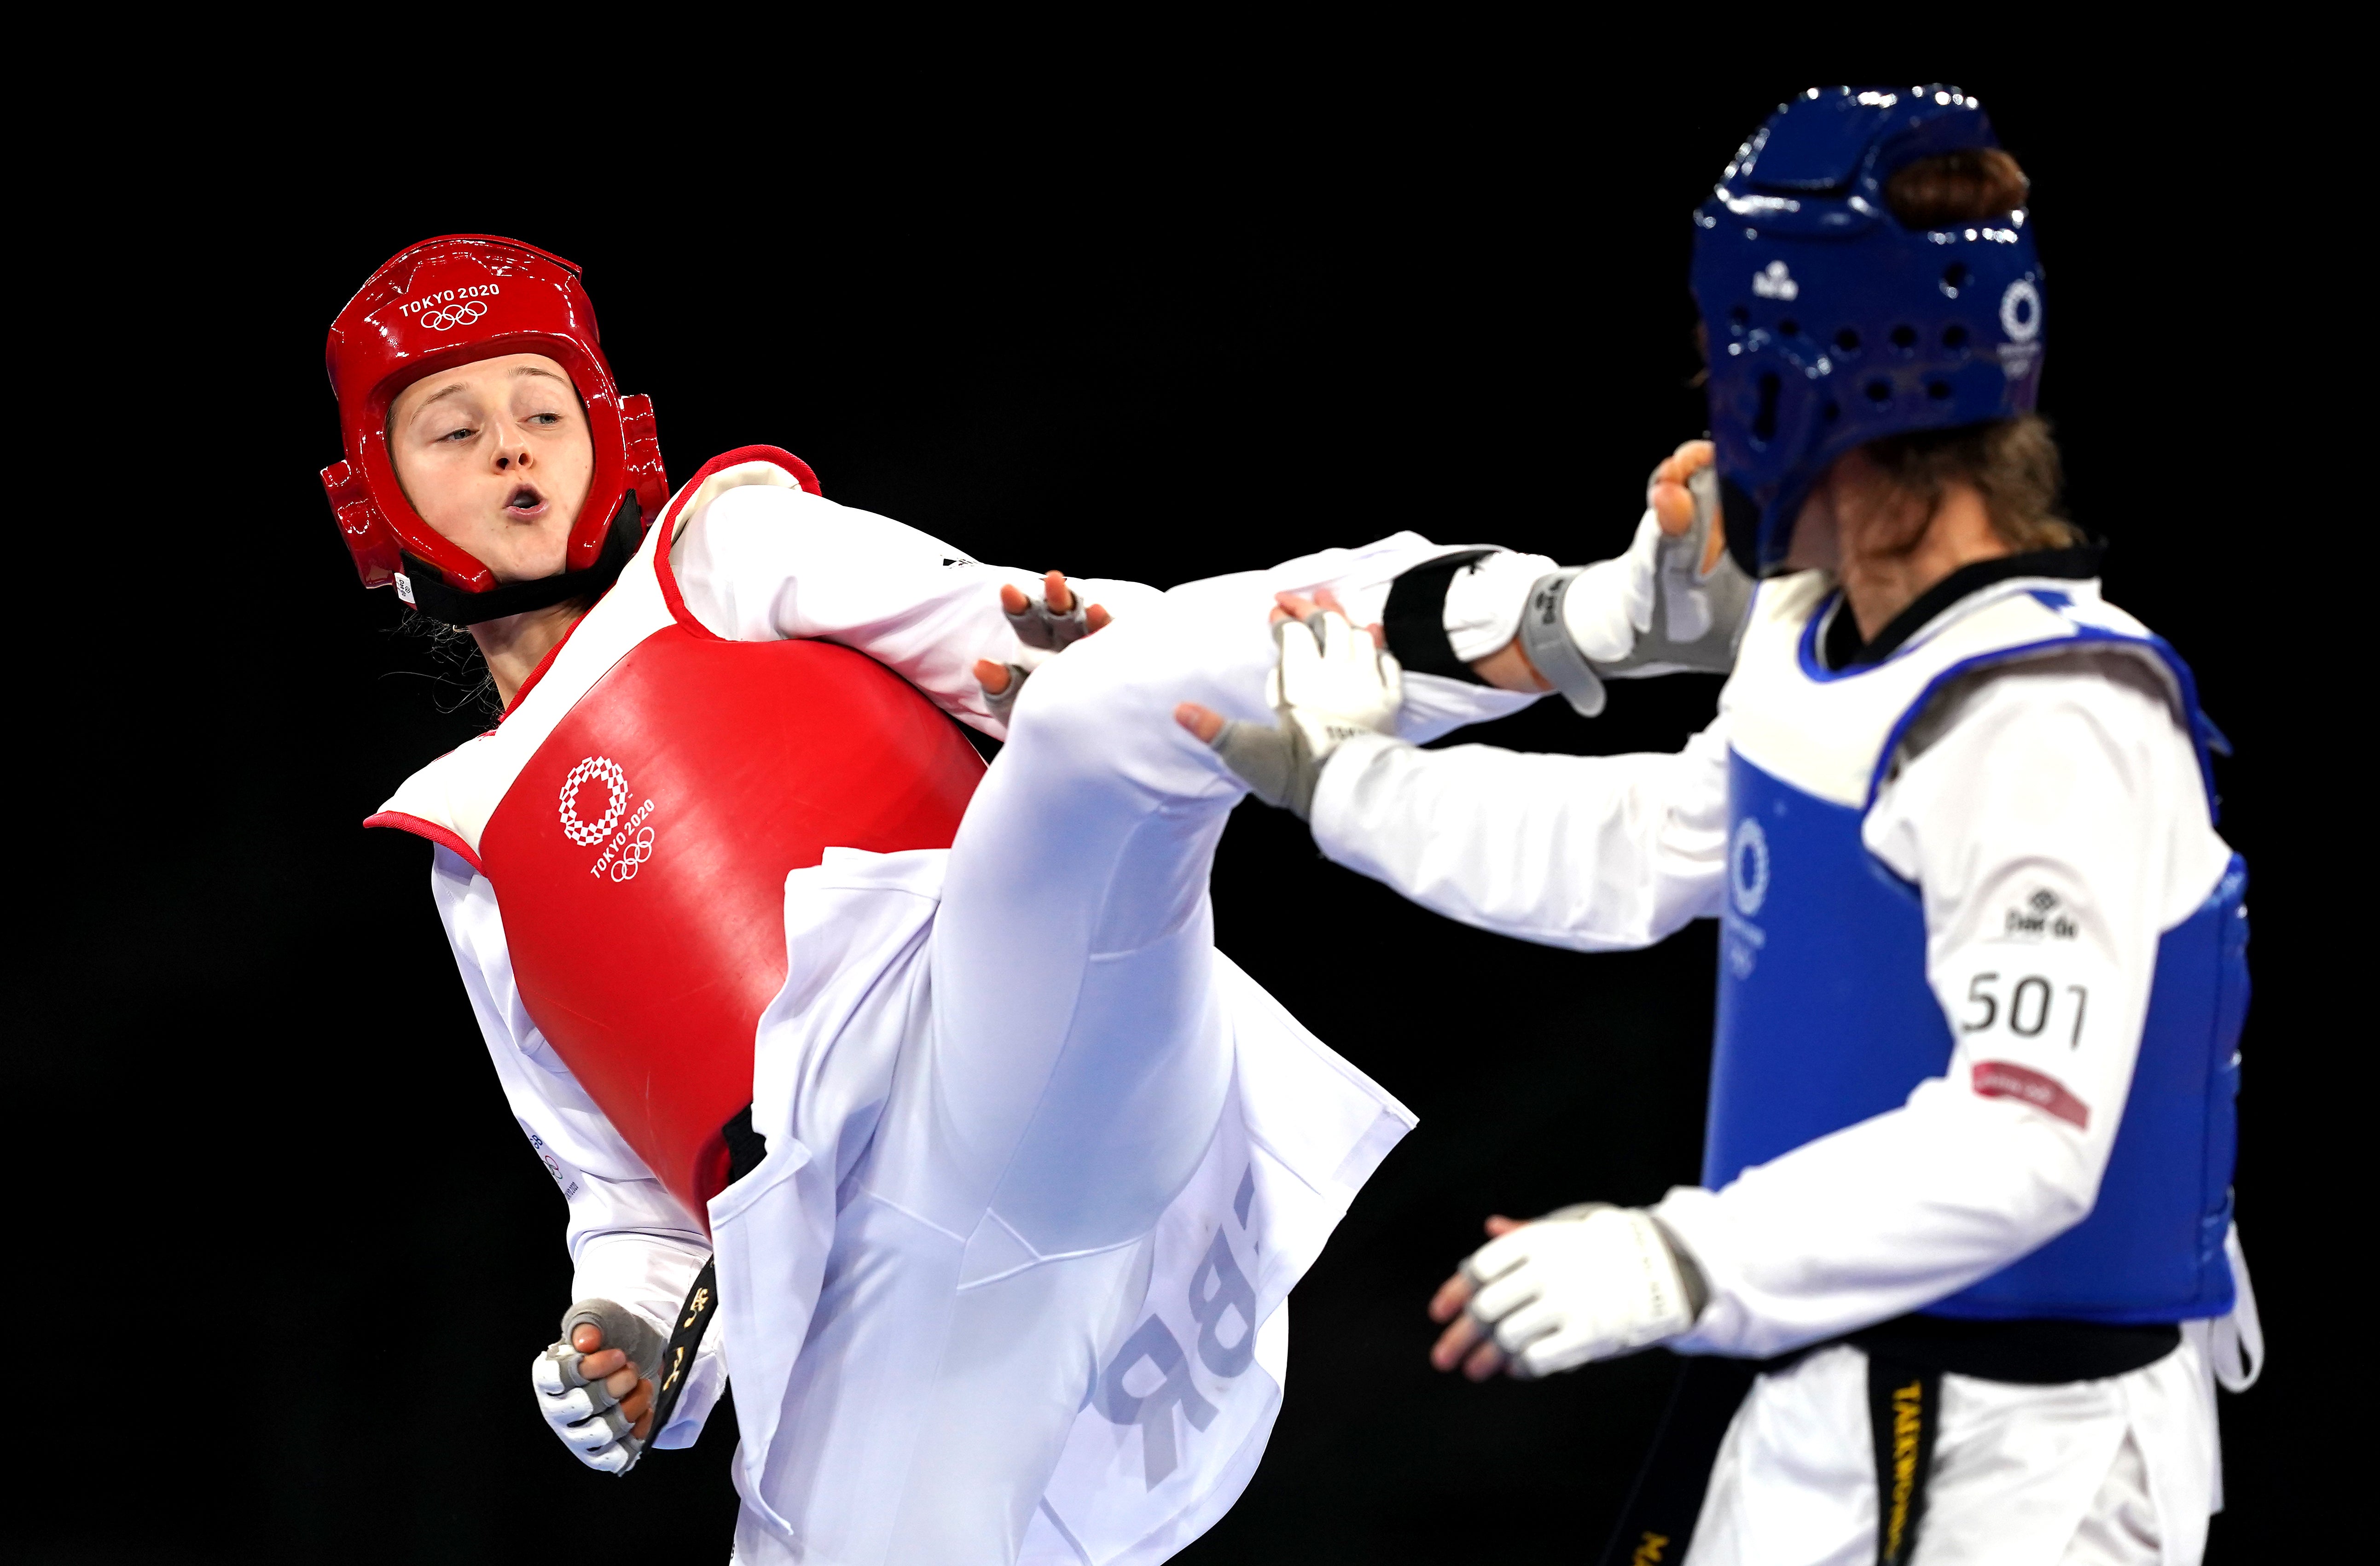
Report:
559,757,630,846
419,300,488,332
564,756,660,883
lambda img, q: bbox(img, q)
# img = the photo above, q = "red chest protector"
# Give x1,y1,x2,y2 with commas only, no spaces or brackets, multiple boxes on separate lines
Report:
369,449,985,1223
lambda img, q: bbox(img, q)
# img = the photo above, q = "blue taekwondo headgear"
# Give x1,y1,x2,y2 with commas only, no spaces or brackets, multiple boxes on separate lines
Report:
1691,86,2045,575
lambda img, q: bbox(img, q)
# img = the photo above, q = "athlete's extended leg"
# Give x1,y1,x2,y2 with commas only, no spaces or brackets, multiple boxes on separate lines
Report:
934,573,1293,1245
870,573,1304,1560
934,546,1536,1244
741,548,1528,1562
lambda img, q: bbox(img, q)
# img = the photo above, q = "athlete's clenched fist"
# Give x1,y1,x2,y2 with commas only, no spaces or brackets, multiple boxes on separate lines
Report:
530,1299,666,1474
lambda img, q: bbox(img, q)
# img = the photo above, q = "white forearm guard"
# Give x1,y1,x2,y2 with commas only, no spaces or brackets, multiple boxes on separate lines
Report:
1463,1205,1709,1378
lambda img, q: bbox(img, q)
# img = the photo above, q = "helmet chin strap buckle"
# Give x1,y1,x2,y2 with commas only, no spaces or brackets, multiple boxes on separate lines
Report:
404,491,643,628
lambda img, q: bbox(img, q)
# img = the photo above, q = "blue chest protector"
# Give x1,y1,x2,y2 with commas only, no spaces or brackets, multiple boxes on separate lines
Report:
1707,580,2247,1324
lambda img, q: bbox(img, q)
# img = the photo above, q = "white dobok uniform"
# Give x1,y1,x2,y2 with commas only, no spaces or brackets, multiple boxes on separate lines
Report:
417,476,1531,1565
1307,563,2263,1565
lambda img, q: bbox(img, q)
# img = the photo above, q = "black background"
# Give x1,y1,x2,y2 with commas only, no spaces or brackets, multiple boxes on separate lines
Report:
20,68,2334,1562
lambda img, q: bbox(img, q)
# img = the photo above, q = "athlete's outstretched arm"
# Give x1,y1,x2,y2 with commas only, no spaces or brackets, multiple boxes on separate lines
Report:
1171,444,1748,948
1362,438,1750,716
1312,720,1733,951
667,481,1158,737
1180,584,1734,951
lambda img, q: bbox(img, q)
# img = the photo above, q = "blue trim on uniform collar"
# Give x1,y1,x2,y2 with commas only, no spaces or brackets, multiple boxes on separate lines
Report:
1793,585,2017,684
1797,594,1863,682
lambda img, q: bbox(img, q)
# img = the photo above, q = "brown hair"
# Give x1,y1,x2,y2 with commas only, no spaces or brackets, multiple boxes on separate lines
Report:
1860,148,2080,553
1861,415,2080,553
1882,147,2029,229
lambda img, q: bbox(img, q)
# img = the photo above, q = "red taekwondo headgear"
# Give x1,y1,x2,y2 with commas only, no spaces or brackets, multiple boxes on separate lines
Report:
321,236,669,625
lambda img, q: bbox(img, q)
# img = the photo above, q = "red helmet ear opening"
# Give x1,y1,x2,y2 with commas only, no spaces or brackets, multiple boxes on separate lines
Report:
620,394,669,528
322,459,401,588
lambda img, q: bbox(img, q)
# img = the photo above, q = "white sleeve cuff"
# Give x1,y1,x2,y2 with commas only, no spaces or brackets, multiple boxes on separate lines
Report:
570,1233,710,1348
1648,1184,1759,1356
1309,730,1407,849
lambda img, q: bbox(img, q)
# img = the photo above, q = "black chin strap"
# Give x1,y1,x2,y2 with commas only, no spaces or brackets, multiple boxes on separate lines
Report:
402,491,644,627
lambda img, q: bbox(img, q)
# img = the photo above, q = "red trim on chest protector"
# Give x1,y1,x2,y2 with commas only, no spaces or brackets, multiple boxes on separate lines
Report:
652,445,824,615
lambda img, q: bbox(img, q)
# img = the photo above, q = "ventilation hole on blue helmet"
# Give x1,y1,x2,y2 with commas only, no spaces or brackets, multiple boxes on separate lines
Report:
1943,325,1969,351
1864,379,1892,404
1834,328,1861,353
1943,263,1970,291
1927,380,1952,400
1822,400,1841,422
1730,306,1750,329
1890,325,1919,351
1778,318,1800,337
1753,373,1781,442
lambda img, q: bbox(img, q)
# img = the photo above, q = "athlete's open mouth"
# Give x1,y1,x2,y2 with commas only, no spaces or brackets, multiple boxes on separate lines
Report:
505,484,547,519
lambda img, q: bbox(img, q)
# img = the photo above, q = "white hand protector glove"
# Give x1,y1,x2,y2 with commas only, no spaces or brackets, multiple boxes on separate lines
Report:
981,577,1097,722
1521,463,1756,716
1607,462,1756,671
529,1298,668,1475
1208,607,1405,818
1463,1205,1708,1379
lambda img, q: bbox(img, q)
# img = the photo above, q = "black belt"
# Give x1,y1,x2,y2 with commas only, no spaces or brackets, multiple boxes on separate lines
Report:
644,1106,772,1442
1597,1315,2181,1566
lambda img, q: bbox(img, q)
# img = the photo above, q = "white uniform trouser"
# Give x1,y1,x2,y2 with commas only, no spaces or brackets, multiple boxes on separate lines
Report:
1686,1337,2215,1566
732,559,1489,1566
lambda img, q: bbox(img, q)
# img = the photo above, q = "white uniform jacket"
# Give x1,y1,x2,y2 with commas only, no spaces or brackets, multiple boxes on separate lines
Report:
1308,565,2263,1560
413,477,1451,1563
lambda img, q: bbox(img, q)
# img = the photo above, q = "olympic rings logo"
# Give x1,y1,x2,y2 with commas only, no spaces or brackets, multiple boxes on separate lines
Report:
610,827,657,882
418,300,488,332
559,757,631,846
